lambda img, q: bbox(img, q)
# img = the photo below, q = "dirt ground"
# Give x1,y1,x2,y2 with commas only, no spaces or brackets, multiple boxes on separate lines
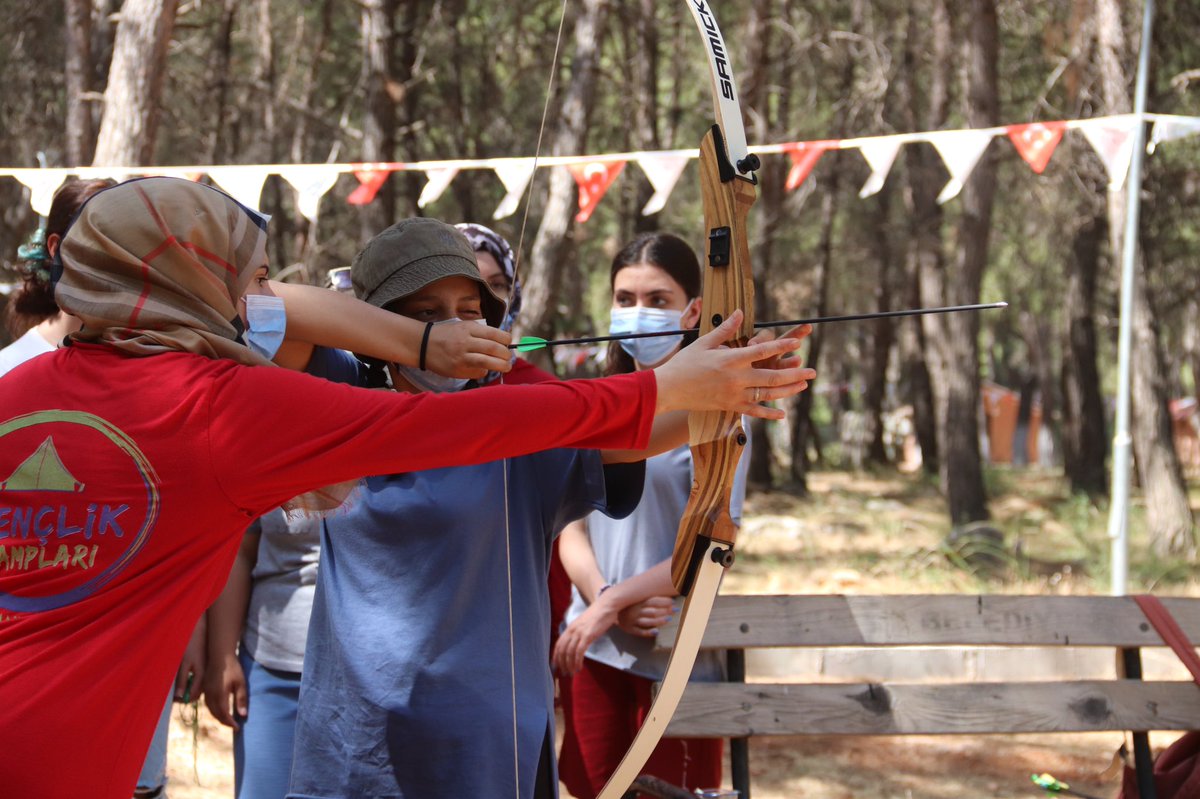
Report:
165,705,1178,799
161,470,1195,798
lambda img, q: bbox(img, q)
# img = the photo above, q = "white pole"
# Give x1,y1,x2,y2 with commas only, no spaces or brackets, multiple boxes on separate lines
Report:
1107,0,1155,597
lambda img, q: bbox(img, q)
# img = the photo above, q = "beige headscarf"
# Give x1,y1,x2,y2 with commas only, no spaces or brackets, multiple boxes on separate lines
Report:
56,177,357,515
56,176,273,367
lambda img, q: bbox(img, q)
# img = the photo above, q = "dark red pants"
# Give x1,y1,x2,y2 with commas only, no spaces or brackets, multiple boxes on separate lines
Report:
558,658,723,798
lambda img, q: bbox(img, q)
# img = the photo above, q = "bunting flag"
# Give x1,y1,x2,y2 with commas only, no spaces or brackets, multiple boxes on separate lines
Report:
7,114,1200,224
568,161,625,223
856,137,903,198
927,129,996,203
636,154,689,215
347,169,390,205
11,169,70,217
279,165,342,221
1007,121,1066,174
206,166,270,211
418,167,459,209
492,159,537,220
783,141,837,191
1148,115,1200,153
1077,116,1139,190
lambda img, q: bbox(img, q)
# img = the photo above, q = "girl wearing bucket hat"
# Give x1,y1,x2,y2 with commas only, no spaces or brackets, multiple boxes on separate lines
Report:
286,219,812,799
0,177,812,799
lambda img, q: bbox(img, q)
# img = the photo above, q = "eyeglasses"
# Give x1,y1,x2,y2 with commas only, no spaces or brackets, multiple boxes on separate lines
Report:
327,267,353,293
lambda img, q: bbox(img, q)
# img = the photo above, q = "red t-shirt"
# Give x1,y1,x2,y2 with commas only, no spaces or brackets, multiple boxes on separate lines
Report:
0,343,654,799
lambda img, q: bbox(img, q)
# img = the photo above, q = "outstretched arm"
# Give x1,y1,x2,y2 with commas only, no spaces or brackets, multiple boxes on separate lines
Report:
269,280,512,379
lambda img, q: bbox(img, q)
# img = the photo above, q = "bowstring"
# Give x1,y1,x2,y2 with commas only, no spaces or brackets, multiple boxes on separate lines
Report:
502,1,570,796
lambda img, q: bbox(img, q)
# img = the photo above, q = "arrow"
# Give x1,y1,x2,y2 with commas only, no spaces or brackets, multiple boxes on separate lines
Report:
511,301,1008,352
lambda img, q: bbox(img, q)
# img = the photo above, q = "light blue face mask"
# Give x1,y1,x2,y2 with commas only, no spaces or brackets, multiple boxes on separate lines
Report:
393,318,487,393
609,305,687,366
243,294,287,359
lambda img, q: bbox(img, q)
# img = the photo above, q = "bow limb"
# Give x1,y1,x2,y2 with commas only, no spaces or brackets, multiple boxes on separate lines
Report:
595,4,758,798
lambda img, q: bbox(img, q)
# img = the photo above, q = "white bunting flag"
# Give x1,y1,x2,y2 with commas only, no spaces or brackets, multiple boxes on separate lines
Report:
206,167,271,211
927,129,996,204
856,138,903,198
11,169,72,218
279,165,342,221
491,159,537,220
417,167,459,209
1148,115,1200,153
1078,116,1138,190
636,154,689,215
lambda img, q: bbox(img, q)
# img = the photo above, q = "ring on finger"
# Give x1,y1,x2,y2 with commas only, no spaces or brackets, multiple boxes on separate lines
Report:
753,387,761,403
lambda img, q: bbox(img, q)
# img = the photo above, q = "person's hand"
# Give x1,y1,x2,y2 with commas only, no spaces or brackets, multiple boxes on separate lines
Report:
203,654,247,730
424,320,512,379
616,596,675,637
747,323,812,369
174,615,207,703
552,598,621,676
653,311,816,419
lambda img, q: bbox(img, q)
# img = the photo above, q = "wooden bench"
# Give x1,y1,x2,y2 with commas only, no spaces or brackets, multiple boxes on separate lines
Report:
655,595,1200,798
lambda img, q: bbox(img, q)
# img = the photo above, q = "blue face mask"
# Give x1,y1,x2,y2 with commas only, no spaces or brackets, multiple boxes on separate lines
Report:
609,305,687,366
243,294,287,359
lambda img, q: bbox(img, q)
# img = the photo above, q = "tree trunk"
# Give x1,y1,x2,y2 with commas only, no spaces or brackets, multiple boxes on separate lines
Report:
205,0,237,165
393,0,423,219
863,184,895,465
284,0,335,285
625,0,662,234
518,0,611,372
91,0,178,166
899,0,950,477
1095,0,1195,554
920,0,996,525
1060,213,1109,496
742,0,780,488
65,0,96,165
359,0,399,241
789,164,838,489
1129,270,1196,555
787,4,856,491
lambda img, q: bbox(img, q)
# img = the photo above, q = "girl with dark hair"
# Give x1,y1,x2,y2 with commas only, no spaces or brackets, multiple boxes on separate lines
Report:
0,177,114,374
602,232,703,377
554,232,778,798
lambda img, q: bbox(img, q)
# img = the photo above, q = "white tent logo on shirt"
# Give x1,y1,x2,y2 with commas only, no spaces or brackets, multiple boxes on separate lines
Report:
0,411,161,613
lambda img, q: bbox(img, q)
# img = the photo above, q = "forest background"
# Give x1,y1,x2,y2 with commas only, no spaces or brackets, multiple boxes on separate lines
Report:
0,0,1197,578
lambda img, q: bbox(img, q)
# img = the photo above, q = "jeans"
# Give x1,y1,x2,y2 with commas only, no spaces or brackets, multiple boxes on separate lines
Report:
134,688,172,798
234,649,303,799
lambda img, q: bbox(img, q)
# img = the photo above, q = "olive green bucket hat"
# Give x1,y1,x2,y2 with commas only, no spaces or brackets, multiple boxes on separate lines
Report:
351,217,506,328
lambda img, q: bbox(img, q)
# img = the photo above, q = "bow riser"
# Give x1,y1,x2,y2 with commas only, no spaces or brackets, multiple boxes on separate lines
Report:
595,5,757,797
671,124,757,596
672,436,742,594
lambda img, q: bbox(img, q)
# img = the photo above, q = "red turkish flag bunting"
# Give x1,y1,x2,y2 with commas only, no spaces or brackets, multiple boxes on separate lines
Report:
347,169,391,205
1006,121,1065,174
568,161,625,223
783,141,838,191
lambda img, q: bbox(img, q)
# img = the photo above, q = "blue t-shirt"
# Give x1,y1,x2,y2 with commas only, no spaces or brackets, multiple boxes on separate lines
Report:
289,355,643,798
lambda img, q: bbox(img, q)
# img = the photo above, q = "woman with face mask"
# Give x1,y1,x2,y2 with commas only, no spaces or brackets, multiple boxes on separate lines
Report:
552,233,769,798
0,179,815,799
